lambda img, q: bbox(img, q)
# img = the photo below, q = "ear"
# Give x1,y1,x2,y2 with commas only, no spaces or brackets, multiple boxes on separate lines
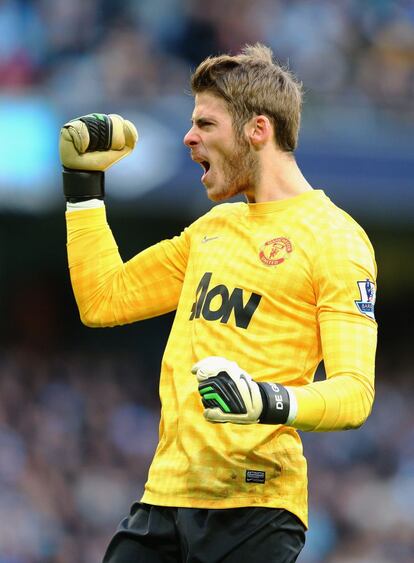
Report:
246,115,273,147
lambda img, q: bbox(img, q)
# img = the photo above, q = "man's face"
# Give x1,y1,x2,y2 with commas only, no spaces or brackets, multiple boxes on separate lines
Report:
183,92,259,201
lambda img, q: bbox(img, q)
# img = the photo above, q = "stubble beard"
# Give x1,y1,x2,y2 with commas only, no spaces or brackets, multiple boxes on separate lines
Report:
208,136,260,202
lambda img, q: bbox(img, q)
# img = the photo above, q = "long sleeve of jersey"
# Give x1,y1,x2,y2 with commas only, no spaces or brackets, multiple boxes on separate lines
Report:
66,206,189,325
289,216,377,432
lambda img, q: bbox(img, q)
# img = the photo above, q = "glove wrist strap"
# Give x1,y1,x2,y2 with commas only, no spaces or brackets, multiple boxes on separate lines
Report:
258,382,290,424
62,168,105,202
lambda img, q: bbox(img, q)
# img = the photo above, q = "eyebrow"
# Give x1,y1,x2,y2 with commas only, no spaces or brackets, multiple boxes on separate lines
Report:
191,117,216,126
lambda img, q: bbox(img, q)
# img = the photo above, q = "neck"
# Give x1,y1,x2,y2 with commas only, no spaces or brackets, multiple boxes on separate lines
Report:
245,150,313,204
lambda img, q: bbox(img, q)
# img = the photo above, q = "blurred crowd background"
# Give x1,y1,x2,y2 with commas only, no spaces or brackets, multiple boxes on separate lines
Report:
0,1,413,562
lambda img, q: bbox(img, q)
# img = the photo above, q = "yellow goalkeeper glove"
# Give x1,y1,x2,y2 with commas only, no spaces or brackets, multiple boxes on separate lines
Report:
59,113,138,201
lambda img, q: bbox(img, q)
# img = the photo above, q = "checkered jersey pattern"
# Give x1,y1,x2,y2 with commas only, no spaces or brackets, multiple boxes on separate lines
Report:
66,190,377,527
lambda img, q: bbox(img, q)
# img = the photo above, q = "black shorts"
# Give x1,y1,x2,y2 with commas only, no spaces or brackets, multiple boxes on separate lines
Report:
102,502,306,563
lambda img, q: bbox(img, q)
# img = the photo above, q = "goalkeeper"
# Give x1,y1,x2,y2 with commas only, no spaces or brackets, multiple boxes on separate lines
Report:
61,44,377,563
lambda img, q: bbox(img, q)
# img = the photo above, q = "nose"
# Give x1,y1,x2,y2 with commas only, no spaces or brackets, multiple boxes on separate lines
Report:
183,127,199,148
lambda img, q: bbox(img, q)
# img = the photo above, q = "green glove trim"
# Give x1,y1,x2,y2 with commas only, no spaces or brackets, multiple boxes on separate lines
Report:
199,386,231,413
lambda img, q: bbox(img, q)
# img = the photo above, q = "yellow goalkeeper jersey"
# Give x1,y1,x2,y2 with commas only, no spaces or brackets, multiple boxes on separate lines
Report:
66,189,377,527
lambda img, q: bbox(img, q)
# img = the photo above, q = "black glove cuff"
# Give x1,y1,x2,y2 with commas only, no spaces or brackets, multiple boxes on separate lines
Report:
258,382,290,424
63,168,105,202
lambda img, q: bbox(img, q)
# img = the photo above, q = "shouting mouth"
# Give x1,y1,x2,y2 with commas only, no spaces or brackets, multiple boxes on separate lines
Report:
200,160,211,181
191,152,212,183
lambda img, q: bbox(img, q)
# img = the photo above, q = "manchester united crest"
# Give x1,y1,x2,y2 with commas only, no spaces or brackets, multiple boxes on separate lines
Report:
259,237,292,266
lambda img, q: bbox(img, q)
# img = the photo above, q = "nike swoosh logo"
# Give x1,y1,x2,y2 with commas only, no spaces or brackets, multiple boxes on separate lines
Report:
240,373,253,402
202,235,220,243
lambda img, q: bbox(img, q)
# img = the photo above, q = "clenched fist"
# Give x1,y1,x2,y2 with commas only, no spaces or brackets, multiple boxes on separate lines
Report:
59,113,138,201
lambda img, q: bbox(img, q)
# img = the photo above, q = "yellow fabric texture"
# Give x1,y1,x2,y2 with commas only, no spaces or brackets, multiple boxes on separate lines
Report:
66,190,377,527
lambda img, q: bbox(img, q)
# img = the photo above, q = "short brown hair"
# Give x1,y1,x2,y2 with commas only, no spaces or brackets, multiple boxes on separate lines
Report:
190,43,303,152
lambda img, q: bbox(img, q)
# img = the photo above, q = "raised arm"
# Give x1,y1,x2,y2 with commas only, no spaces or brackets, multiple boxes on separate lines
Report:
61,113,189,327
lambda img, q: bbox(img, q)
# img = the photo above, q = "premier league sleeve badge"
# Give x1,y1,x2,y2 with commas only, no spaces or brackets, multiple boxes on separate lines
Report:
355,279,376,320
